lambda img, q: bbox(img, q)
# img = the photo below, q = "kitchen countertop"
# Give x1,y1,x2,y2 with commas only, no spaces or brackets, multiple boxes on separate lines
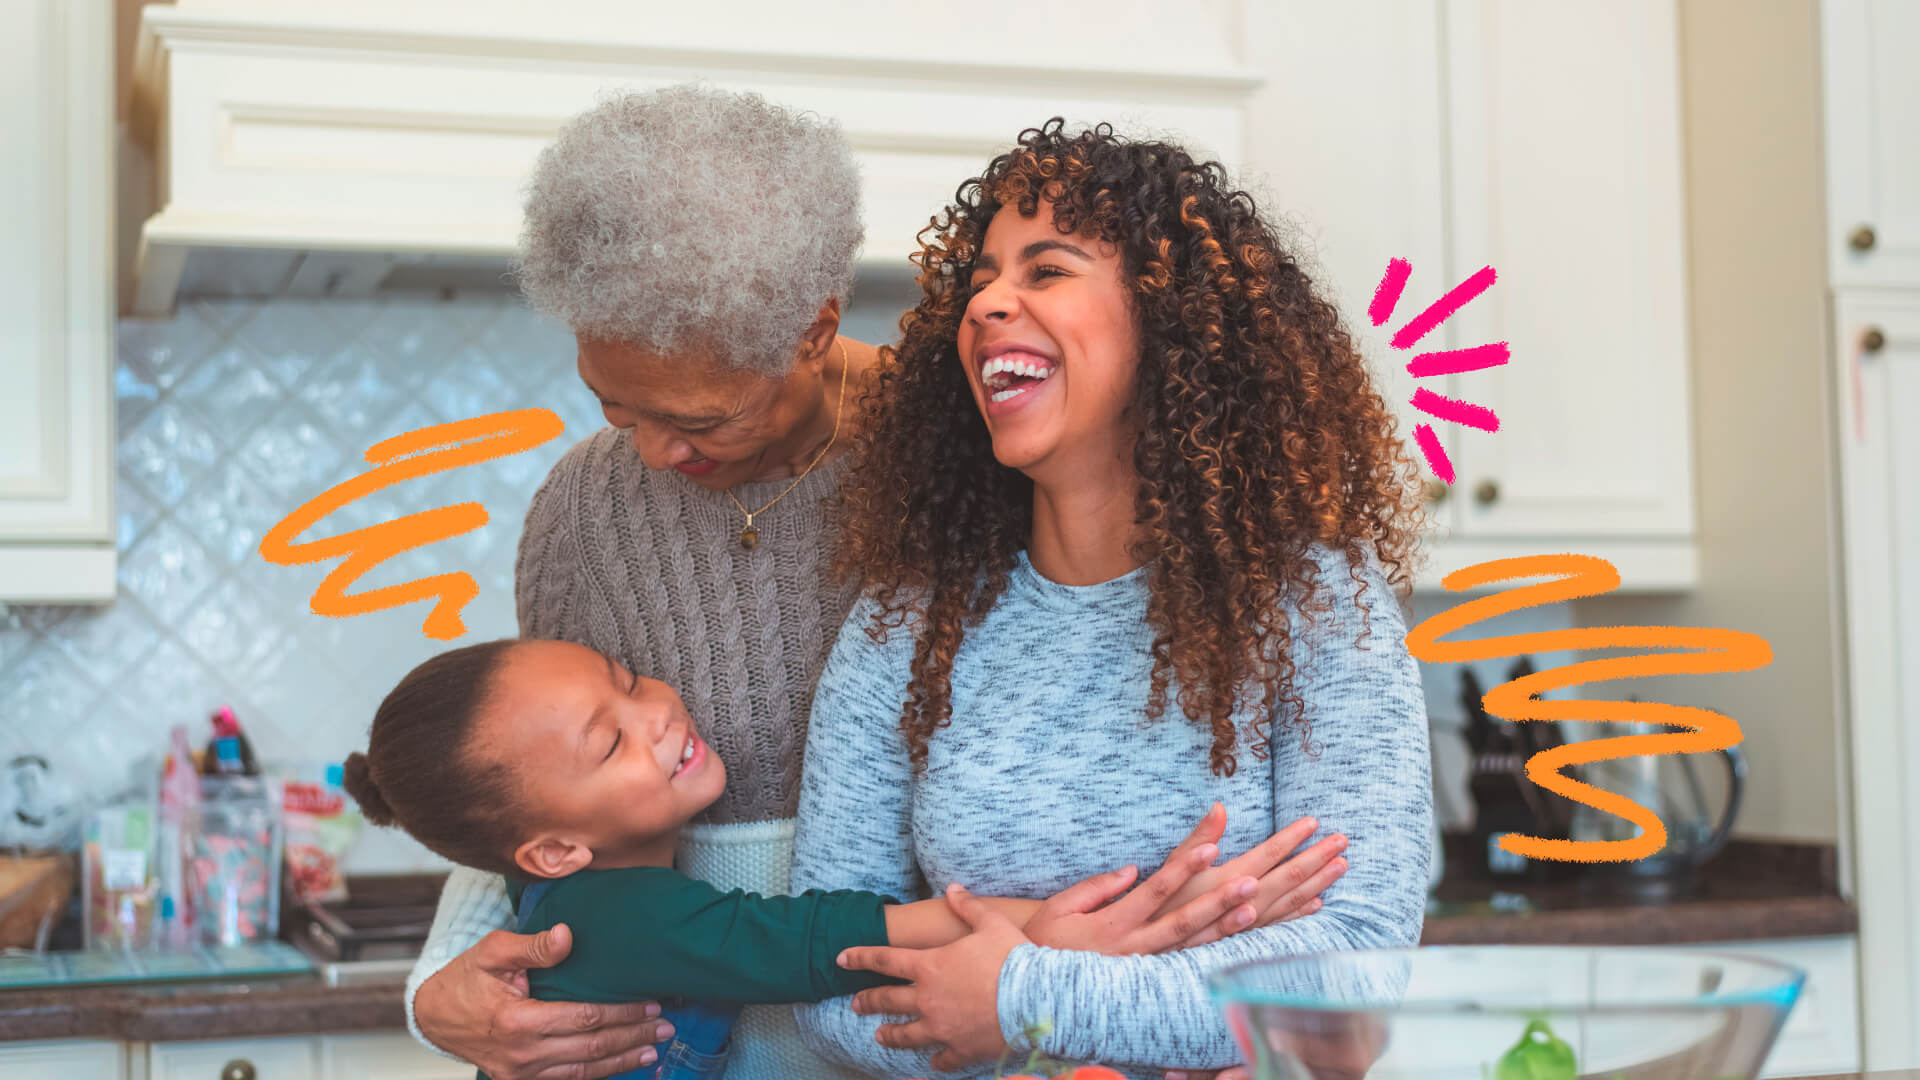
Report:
1422,836,1856,945
0,972,405,1043
0,841,1856,1043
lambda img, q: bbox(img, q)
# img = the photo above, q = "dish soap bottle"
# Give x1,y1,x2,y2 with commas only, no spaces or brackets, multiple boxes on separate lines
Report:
200,706,259,777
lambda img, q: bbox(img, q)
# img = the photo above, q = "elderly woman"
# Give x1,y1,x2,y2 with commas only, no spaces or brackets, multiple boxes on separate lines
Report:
404,86,1338,1080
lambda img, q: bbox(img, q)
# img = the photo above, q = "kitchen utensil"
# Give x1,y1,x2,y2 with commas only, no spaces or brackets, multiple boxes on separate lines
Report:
0,852,75,950
0,754,80,851
1463,660,1571,880
1210,945,1803,1080
1569,719,1746,900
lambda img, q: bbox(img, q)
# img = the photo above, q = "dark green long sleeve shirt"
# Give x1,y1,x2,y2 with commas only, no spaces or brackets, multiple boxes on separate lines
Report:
506,867,900,1005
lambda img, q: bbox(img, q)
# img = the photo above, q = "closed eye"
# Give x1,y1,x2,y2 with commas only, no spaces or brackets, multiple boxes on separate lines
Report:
603,728,622,762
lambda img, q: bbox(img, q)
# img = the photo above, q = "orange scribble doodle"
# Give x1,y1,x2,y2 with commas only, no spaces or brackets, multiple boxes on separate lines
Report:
259,409,565,641
1405,553,1773,863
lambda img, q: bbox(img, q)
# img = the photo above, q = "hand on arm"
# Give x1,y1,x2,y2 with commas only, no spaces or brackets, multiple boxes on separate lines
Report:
839,884,1030,1073
413,925,670,1080
883,801,1326,956
885,895,1043,949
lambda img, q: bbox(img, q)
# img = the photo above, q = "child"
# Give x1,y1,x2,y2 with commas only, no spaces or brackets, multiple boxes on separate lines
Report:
344,638,1269,1080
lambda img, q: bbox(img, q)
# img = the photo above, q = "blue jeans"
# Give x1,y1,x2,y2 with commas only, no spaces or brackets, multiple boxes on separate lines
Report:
646,1000,740,1080
514,881,740,1080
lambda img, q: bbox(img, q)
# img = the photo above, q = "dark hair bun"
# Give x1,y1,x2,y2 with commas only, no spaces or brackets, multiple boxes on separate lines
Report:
342,752,397,826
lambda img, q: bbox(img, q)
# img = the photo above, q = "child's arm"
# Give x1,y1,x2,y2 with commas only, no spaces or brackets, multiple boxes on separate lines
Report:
884,896,1041,949
882,842,1274,956
524,869,908,1007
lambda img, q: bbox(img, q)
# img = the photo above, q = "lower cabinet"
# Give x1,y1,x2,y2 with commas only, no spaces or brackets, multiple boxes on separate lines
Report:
133,1032,466,1080
1750,936,1862,1080
147,1037,316,1079
1662,935,1862,1080
0,1039,125,1079
315,1033,476,1080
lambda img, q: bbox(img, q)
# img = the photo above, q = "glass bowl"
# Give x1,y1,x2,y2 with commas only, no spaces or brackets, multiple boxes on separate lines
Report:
1209,946,1804,1080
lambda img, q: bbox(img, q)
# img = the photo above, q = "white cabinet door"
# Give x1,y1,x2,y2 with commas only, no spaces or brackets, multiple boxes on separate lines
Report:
1439,0,1694,540
1832,292,1920,1069
1822,0,1920,288
1666,937,1861,1079
0,0,115,602
149,1037,318,1080
0,1039,124,1079
317,1033,474,1080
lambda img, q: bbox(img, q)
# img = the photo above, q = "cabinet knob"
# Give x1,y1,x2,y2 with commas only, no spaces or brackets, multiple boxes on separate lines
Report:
1850,224,1877,252
220,1060,256,1080
1474,479,1500,506
1863,326,1886,353
1423,478,1449,504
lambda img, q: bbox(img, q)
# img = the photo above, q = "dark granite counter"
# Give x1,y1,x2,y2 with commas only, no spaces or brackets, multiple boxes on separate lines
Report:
1422,836,1857,945
0,973,404,1042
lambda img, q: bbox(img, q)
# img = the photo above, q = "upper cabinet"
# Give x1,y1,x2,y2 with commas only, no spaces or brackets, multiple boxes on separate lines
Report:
0,0,116,603
1822,0,1920,289
128,0,1261,315
1244,1,1696,588
1439,0,1695,543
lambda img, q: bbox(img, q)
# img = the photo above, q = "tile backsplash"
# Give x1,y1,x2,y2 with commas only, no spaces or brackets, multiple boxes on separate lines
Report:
0,286,1567,871
2,294,600,871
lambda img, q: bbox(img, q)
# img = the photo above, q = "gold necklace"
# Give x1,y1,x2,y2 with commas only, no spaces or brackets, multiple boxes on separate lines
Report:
725,340,850,551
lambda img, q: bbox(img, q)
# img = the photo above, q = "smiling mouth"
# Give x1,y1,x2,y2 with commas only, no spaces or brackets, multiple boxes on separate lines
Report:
981,352,1058,404
671,732,699,777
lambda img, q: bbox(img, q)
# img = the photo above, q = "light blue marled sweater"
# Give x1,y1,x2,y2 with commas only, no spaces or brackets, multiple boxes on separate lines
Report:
790,545,1432,1079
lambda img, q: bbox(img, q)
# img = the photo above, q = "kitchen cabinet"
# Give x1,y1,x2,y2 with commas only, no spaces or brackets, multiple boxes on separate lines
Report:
0,0,116,603
1823,0,1920,1065
129,1,1256,314
316,1033,474,1079
1244,2,1696,589
1822,0,1920,288
0,1039,125,1079
1669,936,1861,1079
1830,291,1920,1070
1438,0,1693,545
141,1033,468,1080
147,1037,318,1079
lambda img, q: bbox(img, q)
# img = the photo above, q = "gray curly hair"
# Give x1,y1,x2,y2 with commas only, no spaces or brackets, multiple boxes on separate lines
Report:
516,83,863,377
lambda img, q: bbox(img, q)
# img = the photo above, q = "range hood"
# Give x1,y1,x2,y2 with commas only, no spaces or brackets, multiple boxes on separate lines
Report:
129,0,1261,316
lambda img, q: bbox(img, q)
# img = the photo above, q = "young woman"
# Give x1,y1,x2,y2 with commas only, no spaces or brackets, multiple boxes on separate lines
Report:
791,120,1434,1080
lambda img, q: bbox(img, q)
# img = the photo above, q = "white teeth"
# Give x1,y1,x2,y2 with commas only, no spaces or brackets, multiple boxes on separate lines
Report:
681,737,694,762
981,353,1056,391
991,388,1023,403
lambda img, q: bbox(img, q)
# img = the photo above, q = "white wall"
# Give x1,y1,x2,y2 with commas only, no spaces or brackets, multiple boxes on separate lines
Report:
1571,0,1842,843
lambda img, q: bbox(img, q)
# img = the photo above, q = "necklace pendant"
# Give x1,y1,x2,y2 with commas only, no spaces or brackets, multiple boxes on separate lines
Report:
739,525,759,551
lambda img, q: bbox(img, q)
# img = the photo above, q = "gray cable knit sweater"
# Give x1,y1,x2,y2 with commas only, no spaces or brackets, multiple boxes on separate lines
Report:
512,425,858,825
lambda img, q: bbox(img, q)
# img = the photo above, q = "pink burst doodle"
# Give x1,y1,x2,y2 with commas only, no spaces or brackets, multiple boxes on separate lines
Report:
1370,259,1507,483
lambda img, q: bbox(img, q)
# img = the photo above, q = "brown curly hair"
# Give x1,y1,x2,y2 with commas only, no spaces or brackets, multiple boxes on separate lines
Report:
834,119,1427,777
